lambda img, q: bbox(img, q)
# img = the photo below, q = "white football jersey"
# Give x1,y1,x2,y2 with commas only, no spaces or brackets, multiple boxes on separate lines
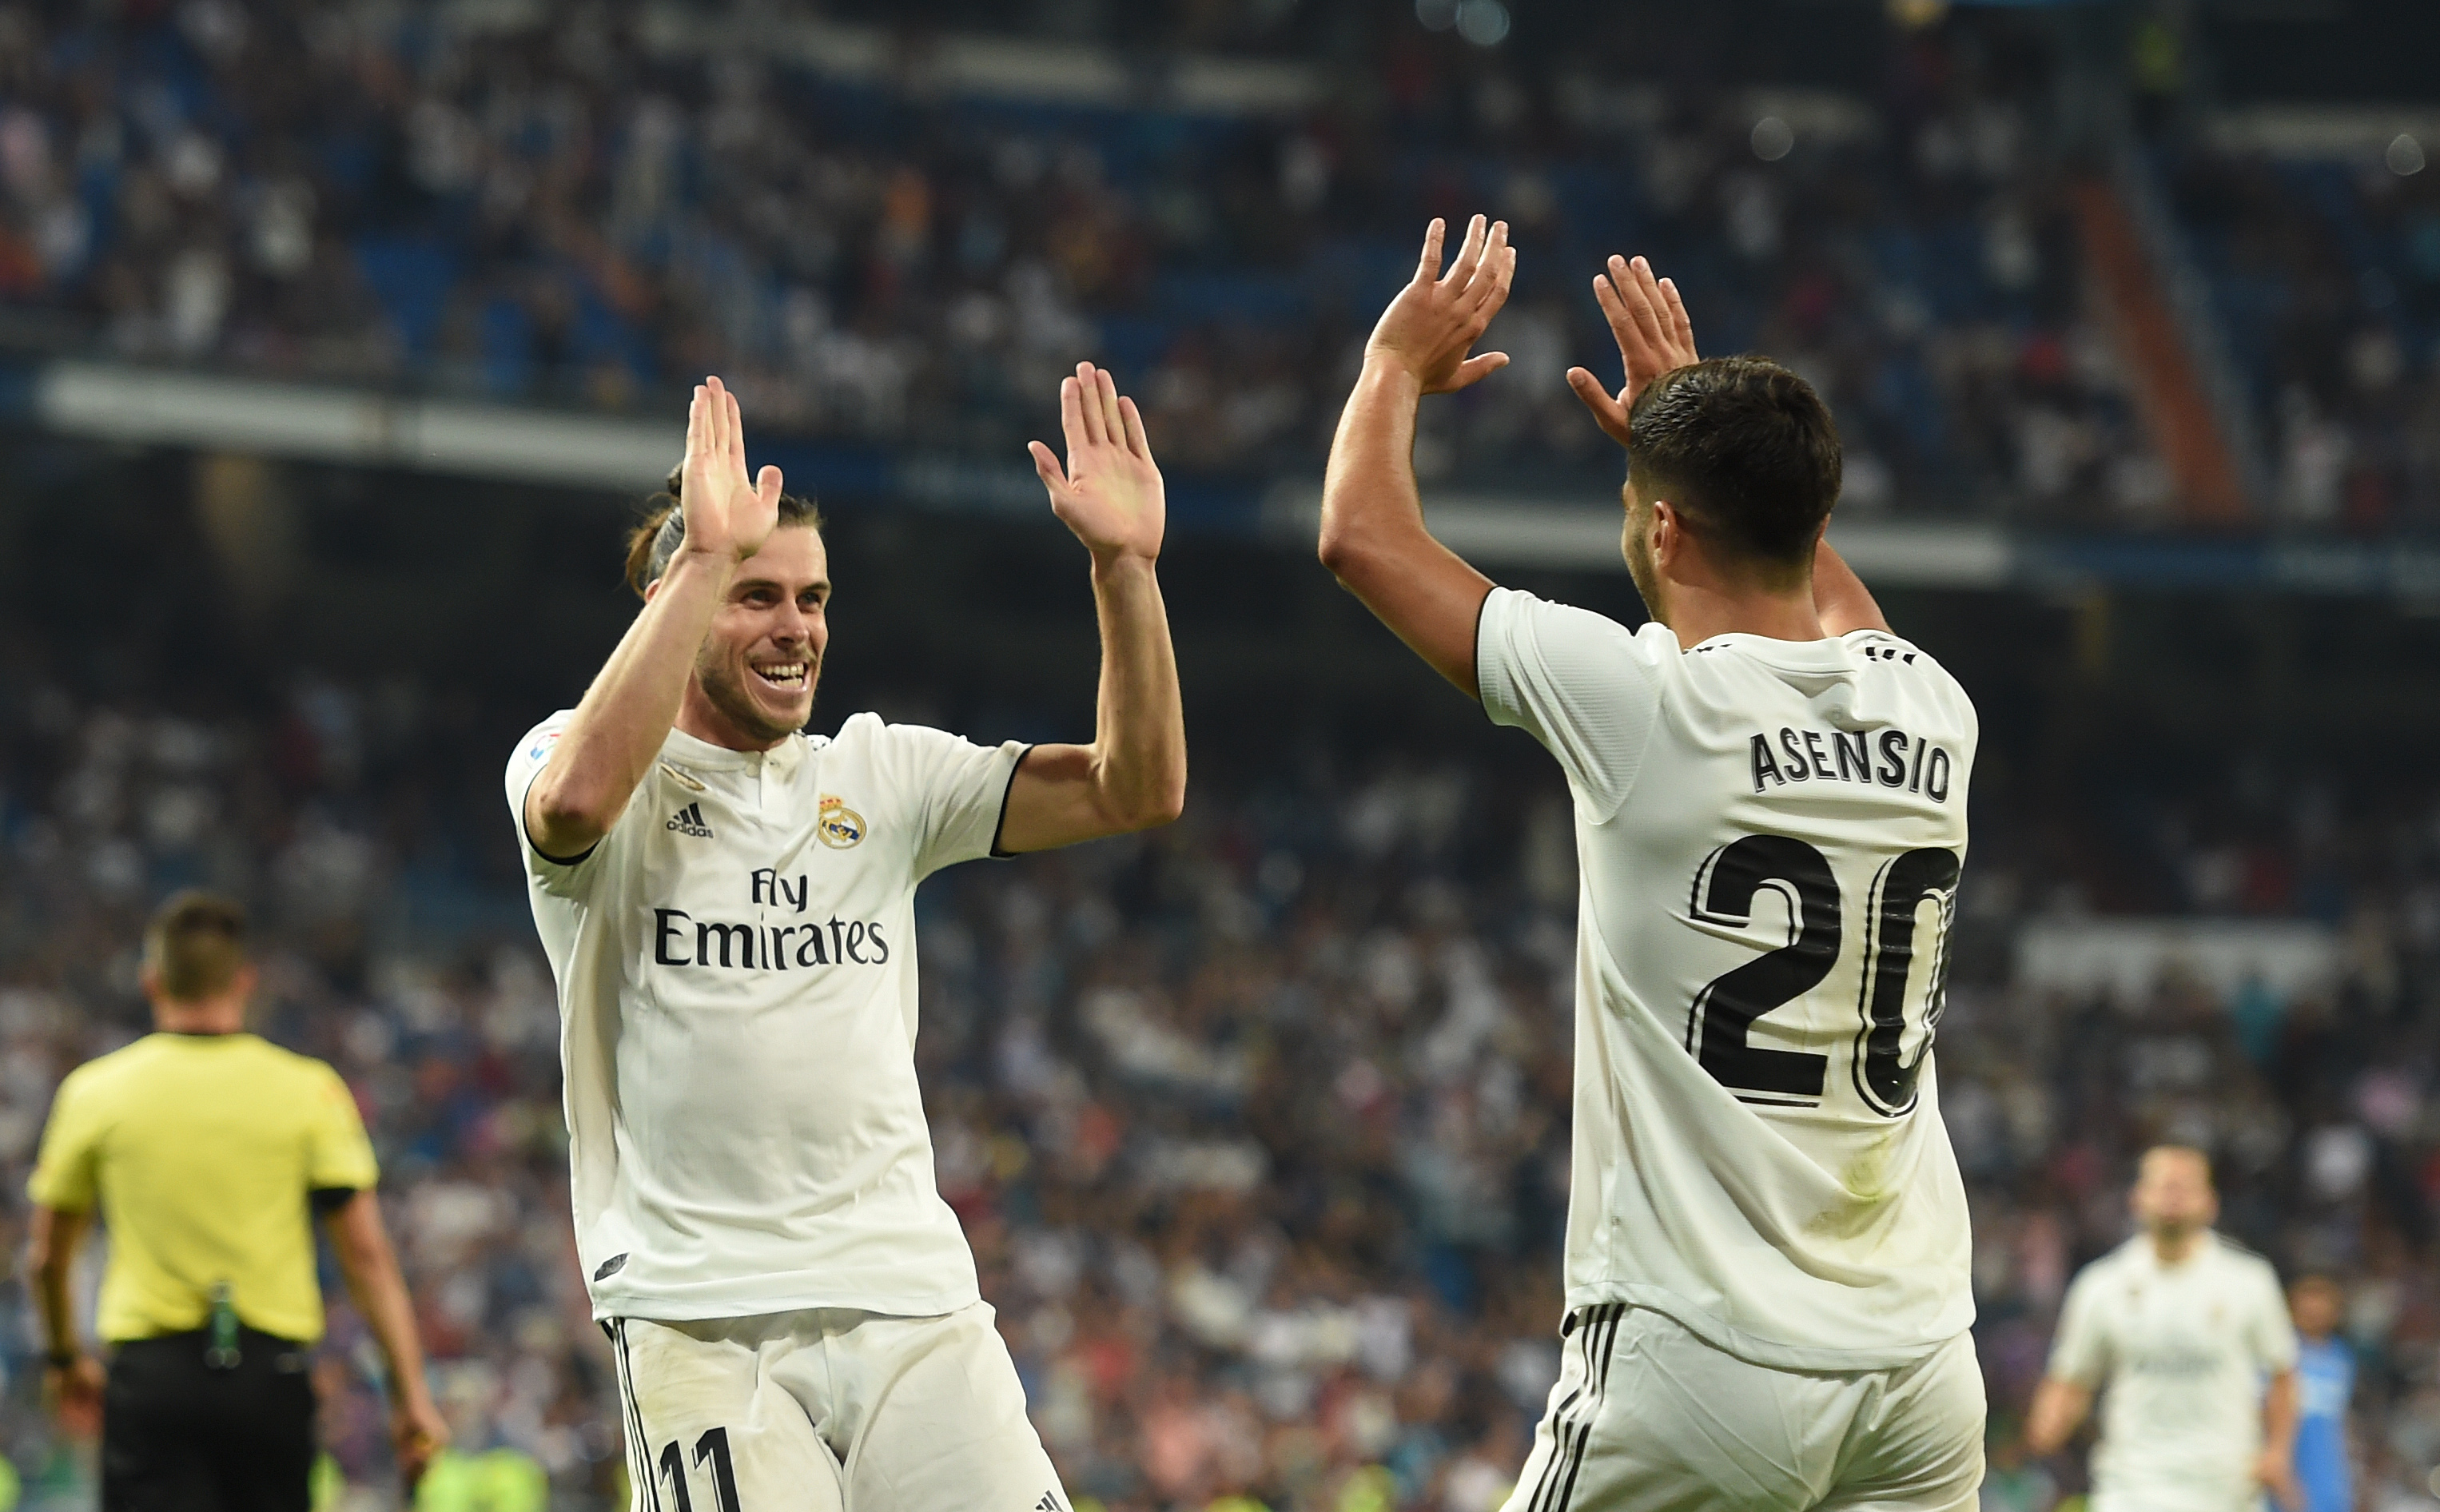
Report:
506,712,1025,1322
2048,1235,2298,1504
1477,587,1976,1368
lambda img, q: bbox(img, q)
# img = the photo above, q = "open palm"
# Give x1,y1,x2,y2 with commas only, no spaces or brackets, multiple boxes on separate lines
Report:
1030,363,1164,562
680,375,784,563
1566,254,1700,448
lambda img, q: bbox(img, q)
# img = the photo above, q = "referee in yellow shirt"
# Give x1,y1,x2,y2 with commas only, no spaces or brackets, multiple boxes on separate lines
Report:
24,890,449,1510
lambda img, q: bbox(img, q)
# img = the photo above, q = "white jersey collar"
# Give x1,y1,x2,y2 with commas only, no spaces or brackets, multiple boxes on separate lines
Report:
660,725,812,776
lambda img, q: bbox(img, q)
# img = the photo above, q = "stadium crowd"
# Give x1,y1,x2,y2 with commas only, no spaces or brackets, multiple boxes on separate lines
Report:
0,658,2434,1510
0,0,2189,520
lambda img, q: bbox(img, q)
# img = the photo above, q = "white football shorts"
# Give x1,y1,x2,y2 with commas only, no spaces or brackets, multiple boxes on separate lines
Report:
1500,1303,1985,1512
605,1302,1069,1512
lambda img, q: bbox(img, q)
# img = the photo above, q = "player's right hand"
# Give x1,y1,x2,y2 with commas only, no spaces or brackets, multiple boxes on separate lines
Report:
1567,253,1701,448
1364,214,1516,395
678,375,786,568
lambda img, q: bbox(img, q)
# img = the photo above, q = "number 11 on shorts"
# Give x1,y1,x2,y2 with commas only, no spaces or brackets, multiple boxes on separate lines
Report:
657,1427,742,1512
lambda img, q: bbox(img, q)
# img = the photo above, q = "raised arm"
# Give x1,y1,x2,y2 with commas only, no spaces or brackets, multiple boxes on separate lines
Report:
1813,539,1892,635
995,363,1186,853
523,376,783,858
322,1190,449,1486
1316,216,1515,696
1566,253,1890,637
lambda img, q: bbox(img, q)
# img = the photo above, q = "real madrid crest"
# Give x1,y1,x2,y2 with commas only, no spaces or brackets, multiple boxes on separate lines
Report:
817,794,866,849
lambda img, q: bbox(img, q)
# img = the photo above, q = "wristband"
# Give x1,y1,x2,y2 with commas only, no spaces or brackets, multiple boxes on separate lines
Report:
45,1350,79,1369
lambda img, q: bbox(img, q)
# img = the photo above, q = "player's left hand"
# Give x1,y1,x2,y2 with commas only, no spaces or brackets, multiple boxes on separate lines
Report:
2252,1447,2301,1512
1366,214,1516,394
1567,253,1701,448
1031,362,1165,564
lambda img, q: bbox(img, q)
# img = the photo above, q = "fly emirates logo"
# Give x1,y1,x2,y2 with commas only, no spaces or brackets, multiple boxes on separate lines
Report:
649,867,890,972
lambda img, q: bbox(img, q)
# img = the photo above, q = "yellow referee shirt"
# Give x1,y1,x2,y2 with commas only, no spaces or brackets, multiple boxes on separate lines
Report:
26,1033,378,1344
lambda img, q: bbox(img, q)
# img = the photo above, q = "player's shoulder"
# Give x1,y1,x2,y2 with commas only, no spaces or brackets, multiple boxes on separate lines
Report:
1488,587,1670,657
508,710,578,770
2208,1231,2281,1280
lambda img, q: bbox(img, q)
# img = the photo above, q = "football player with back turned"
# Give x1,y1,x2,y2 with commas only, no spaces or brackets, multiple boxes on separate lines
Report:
1318,216,1984,1511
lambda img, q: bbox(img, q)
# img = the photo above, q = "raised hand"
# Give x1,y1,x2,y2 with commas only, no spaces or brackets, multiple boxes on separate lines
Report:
1367,216,1518,395
1566,254,1700,448
678,375,786,565
1030,362,1165,563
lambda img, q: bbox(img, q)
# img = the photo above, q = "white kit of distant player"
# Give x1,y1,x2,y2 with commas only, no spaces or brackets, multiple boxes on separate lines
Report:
510,371,1183,1510
2031,1148,2302,1512
1317,217,1986,1510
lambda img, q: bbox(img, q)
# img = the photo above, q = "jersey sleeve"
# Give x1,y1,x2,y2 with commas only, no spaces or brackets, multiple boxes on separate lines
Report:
866,719,1029,881
25,1068,101,1212
304,1061,380,1193
504,714,599,897
1475,587,1665,821
2046,1263,2113,1388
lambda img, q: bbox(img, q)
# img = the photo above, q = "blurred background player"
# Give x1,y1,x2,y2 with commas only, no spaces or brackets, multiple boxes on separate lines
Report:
2027,1145,2299,1512
1319,215,1984,1509
2285,1275,2354,1512
509,368,1181,1507
23,891,445,1510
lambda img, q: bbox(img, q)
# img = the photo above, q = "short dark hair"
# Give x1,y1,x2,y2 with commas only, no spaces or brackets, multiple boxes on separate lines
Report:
143,890,249,1003
623,461,825,599
1626,356,1842,575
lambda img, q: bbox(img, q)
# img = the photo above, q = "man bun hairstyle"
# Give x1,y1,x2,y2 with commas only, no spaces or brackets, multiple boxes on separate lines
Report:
623,461,826,599
1626,356,1842,579
144,889,249,1004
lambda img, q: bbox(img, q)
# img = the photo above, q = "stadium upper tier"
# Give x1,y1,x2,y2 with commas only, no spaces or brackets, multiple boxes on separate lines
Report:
0,3,2227,524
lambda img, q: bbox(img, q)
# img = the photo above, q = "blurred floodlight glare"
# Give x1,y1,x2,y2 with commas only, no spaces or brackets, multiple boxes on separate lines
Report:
1752,117,1796,161
1415,0,1460,30
2390,133,2426,177
1456,0,1511,46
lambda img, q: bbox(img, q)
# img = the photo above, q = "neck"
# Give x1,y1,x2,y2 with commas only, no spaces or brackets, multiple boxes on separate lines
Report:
675,682,793,754
1657,578,1825,651
2147,1226,2204,1265
153,997,245,1035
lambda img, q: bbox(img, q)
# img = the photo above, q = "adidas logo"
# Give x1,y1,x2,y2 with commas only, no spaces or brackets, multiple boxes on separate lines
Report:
1033,1495,1064,1512
666,802,714,838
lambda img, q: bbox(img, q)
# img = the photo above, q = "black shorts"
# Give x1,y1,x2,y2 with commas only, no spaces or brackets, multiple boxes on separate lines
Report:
103,1328,316,1512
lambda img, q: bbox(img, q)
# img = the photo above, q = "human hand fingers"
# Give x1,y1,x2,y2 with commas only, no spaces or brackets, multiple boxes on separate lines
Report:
1658,275,1698,360
1592,272,1647,366
723,384,747,473
1441,214,1489,289
703,375,731,465
1073,363,1109,446
1446,351,1510,390
1467,221,1511,298
1414,217,1447,283
756,465,783,508
1095,364,1124,444
1029,439,1072,496
1567,366,1633,445
1058,374,1088,456
1614,256,1671,353
1118,393,1152,460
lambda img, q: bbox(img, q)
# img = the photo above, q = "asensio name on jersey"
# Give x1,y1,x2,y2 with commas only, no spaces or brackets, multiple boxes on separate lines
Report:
507,710,1025,1323
1477,587,1976,1368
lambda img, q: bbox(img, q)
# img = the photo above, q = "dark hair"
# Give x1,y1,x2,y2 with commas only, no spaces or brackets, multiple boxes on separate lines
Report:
1626,356,1842,577
623,461,825,599
144,889,249,1003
